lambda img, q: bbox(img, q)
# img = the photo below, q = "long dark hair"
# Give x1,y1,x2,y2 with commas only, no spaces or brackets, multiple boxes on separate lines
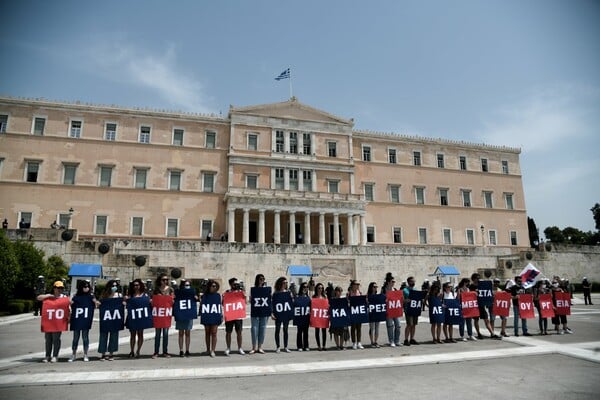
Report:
129,278,145,295
254,274,265,287
274,276,287,292
204,279,220,294
75,280,92,297
313,283,325,298
367,282,378,295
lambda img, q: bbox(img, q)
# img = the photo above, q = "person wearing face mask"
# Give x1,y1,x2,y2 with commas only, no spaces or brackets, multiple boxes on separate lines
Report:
533,280,550,335
295,282,310,351
510,276,531,337
98,279,123,361
491,279,508,337
175,279,198,357
551,279,573,334
69,280,95,362
126,278,148,358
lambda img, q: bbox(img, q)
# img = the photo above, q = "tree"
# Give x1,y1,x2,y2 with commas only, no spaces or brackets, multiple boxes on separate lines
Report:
592,203,600,231
544,226,565,243
527,217,539,248
0,232,20,306
562,227,587,244
46,255,68,289
12,240,48,299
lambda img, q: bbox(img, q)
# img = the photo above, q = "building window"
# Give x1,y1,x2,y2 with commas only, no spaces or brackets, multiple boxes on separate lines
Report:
131,217,144,236
462,190,471,207
466,229,475,245
202,172,215,192
415,187,425,205
289,132,298,154
167,219,178,237
134,168,147,189
173,129,184,146
205,131,216,148
19,212,33,227
328,180,339,193
95,215,107,235
364,183,374,201
248,133,258,151
63,164,77,185
275,131,284,153
390,185,400,203
139,126,151,144
388,148,397,164
289,169,298,190
413,151,421,166
510,231,518,246
502,160,509,174
443,228,452,244
327,141,337,157
303,170,312,191
488,230,497,245
69,120,82,138
58,213,70,228
201,220,212,240
393,227,402,243
459,156,467,171
169,170,181,191
439,188,448,206
26,161,40,182
505,193,514,210
0,114,8,133
481,158,488,172
418,228,427,244
437,153,445,168
104,123,117,141
303,133,312,155
33,117,46,135
366,226,375,243
362,146,372,162
99,166,113,187
275,168,284,189
246,175,258,189
484,191,493,208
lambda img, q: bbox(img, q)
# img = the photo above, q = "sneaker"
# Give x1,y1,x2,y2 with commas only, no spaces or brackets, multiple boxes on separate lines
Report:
224,348,230,356
461,337,467,342
83,355,89,362
68,354,76,362
152,353,158,359
468,336,477,341
50,357,57,363
304,348,310,351
238,348,245,355
41,358,49,363
298,348,303,352
352,343,357,350
523,332,532,337
357,343,364,349
390,342,396,347
284,348,291,353
275,347,281,354
395,342,402,347
559,330,565,335
162,353,171,358
210,351,216,358
257,348,265,354
564,328,573,334
403,340,410,346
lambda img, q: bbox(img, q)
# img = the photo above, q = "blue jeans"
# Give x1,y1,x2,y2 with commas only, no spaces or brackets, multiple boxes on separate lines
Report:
459,318,473,337
71,329,89,352
251,316,268,347
98,330,119,354
385,317,401,344
154,328,169,354
513,305,528,335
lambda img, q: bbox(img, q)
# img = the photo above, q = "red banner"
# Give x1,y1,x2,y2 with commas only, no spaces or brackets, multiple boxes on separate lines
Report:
460,291,479,318
518,294,535,319
152,295,174,328
492,291,511,317
538,293,555,319
554,292,571,316
41,296,70,333
223,291,246,322
309,298,330,328
386,290,404,318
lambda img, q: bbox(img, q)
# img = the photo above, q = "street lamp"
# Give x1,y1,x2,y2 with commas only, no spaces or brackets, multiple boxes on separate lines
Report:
68,207,74,229
480,225,485,246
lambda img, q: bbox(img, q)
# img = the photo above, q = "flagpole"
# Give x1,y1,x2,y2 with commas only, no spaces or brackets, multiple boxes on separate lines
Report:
289,67,293,99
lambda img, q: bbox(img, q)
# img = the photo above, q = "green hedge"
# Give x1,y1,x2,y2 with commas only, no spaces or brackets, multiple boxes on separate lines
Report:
6,299,35,314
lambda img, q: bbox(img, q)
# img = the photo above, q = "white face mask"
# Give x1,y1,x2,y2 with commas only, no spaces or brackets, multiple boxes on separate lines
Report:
111,286,118,292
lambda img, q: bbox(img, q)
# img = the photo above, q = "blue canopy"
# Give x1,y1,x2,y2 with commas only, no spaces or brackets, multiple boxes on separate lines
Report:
69,263,102,277
287,265,313,276
430,266,460,276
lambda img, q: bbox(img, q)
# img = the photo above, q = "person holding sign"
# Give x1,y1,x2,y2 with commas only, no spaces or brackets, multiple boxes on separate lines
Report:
403,276,422,346
510,276,532,336
126,279,149,358
533,280,551,335
272,277,293,353
200,280,222,357
249,274,270,354
69,280,95,362
426,282,444,343
223,277,246,356
294,282,311,351
491,279,509,337
551,279,573,335
456,278,475,341
312,283,328,351
330,286,348,350
441,282,457,343
152,274,174,358
98,279,124,361
174,279,198,357
470,273,501,339
38,281,69,363
347,280,365,349
366,282,384,348
382,273,402,347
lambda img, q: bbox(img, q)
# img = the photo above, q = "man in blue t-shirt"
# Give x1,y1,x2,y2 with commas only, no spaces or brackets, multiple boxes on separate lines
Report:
403,276,420,346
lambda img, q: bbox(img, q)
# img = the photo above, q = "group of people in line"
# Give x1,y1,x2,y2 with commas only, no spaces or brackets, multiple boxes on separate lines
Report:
36,271,578,363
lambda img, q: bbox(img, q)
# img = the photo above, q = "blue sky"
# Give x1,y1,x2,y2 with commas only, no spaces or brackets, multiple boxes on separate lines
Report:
1,0,599,234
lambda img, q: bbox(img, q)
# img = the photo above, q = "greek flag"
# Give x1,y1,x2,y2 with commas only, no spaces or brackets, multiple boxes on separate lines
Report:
275,68,290,81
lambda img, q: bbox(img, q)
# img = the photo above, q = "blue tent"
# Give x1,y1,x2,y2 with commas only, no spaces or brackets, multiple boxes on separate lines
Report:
430,265,460,277
286,265,314,277
68,263,102,277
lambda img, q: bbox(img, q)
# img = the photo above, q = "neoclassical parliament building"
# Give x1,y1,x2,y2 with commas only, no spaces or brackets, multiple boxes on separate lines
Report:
0,95,528,251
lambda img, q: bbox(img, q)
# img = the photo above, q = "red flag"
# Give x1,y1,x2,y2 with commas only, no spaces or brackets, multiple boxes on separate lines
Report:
460,291,479,318
41,296,70,332
386,290,404,318
518,294,535,319
152,295,174,328
492,291,511,317
222,291,246,322
538,293,555,319
309,298,329,328
554,292,571,316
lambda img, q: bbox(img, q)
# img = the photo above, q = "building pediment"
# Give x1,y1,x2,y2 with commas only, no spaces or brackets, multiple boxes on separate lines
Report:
230,97,353,126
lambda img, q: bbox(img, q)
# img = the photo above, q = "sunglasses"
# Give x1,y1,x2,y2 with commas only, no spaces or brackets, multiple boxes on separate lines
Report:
162,279,169,282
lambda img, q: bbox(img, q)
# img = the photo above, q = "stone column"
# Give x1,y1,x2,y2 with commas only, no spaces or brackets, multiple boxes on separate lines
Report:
242,209,250,243
258,209,265,244
353,215,359,245
319,212,326,245
333,213,340,245
360,214,367,245
274,210,281,244
304,211,311,244
228,209,235,243
289,212,296,244
346,213,354,246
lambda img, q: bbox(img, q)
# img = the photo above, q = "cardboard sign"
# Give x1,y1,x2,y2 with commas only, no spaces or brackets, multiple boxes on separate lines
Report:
329,297,351,328
461,291,480,318
126,295,153,330
386,290,404,318
41,296,70,333
70,295,95,331
250,286,272,318
222,291,246,322
368,294,387,322
348,295,369,324
554,291,571,316
152,294,174,328
173,289,198,321
293,296,311,326
518,294,535,319
538,293,555,318
200,292,223,325
443,298,463,325
309,298,329,328
477,280,494,307
405,290,424,317
428,296,444,324
99,297,125,333
492,291,511,318
272,291,294,322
